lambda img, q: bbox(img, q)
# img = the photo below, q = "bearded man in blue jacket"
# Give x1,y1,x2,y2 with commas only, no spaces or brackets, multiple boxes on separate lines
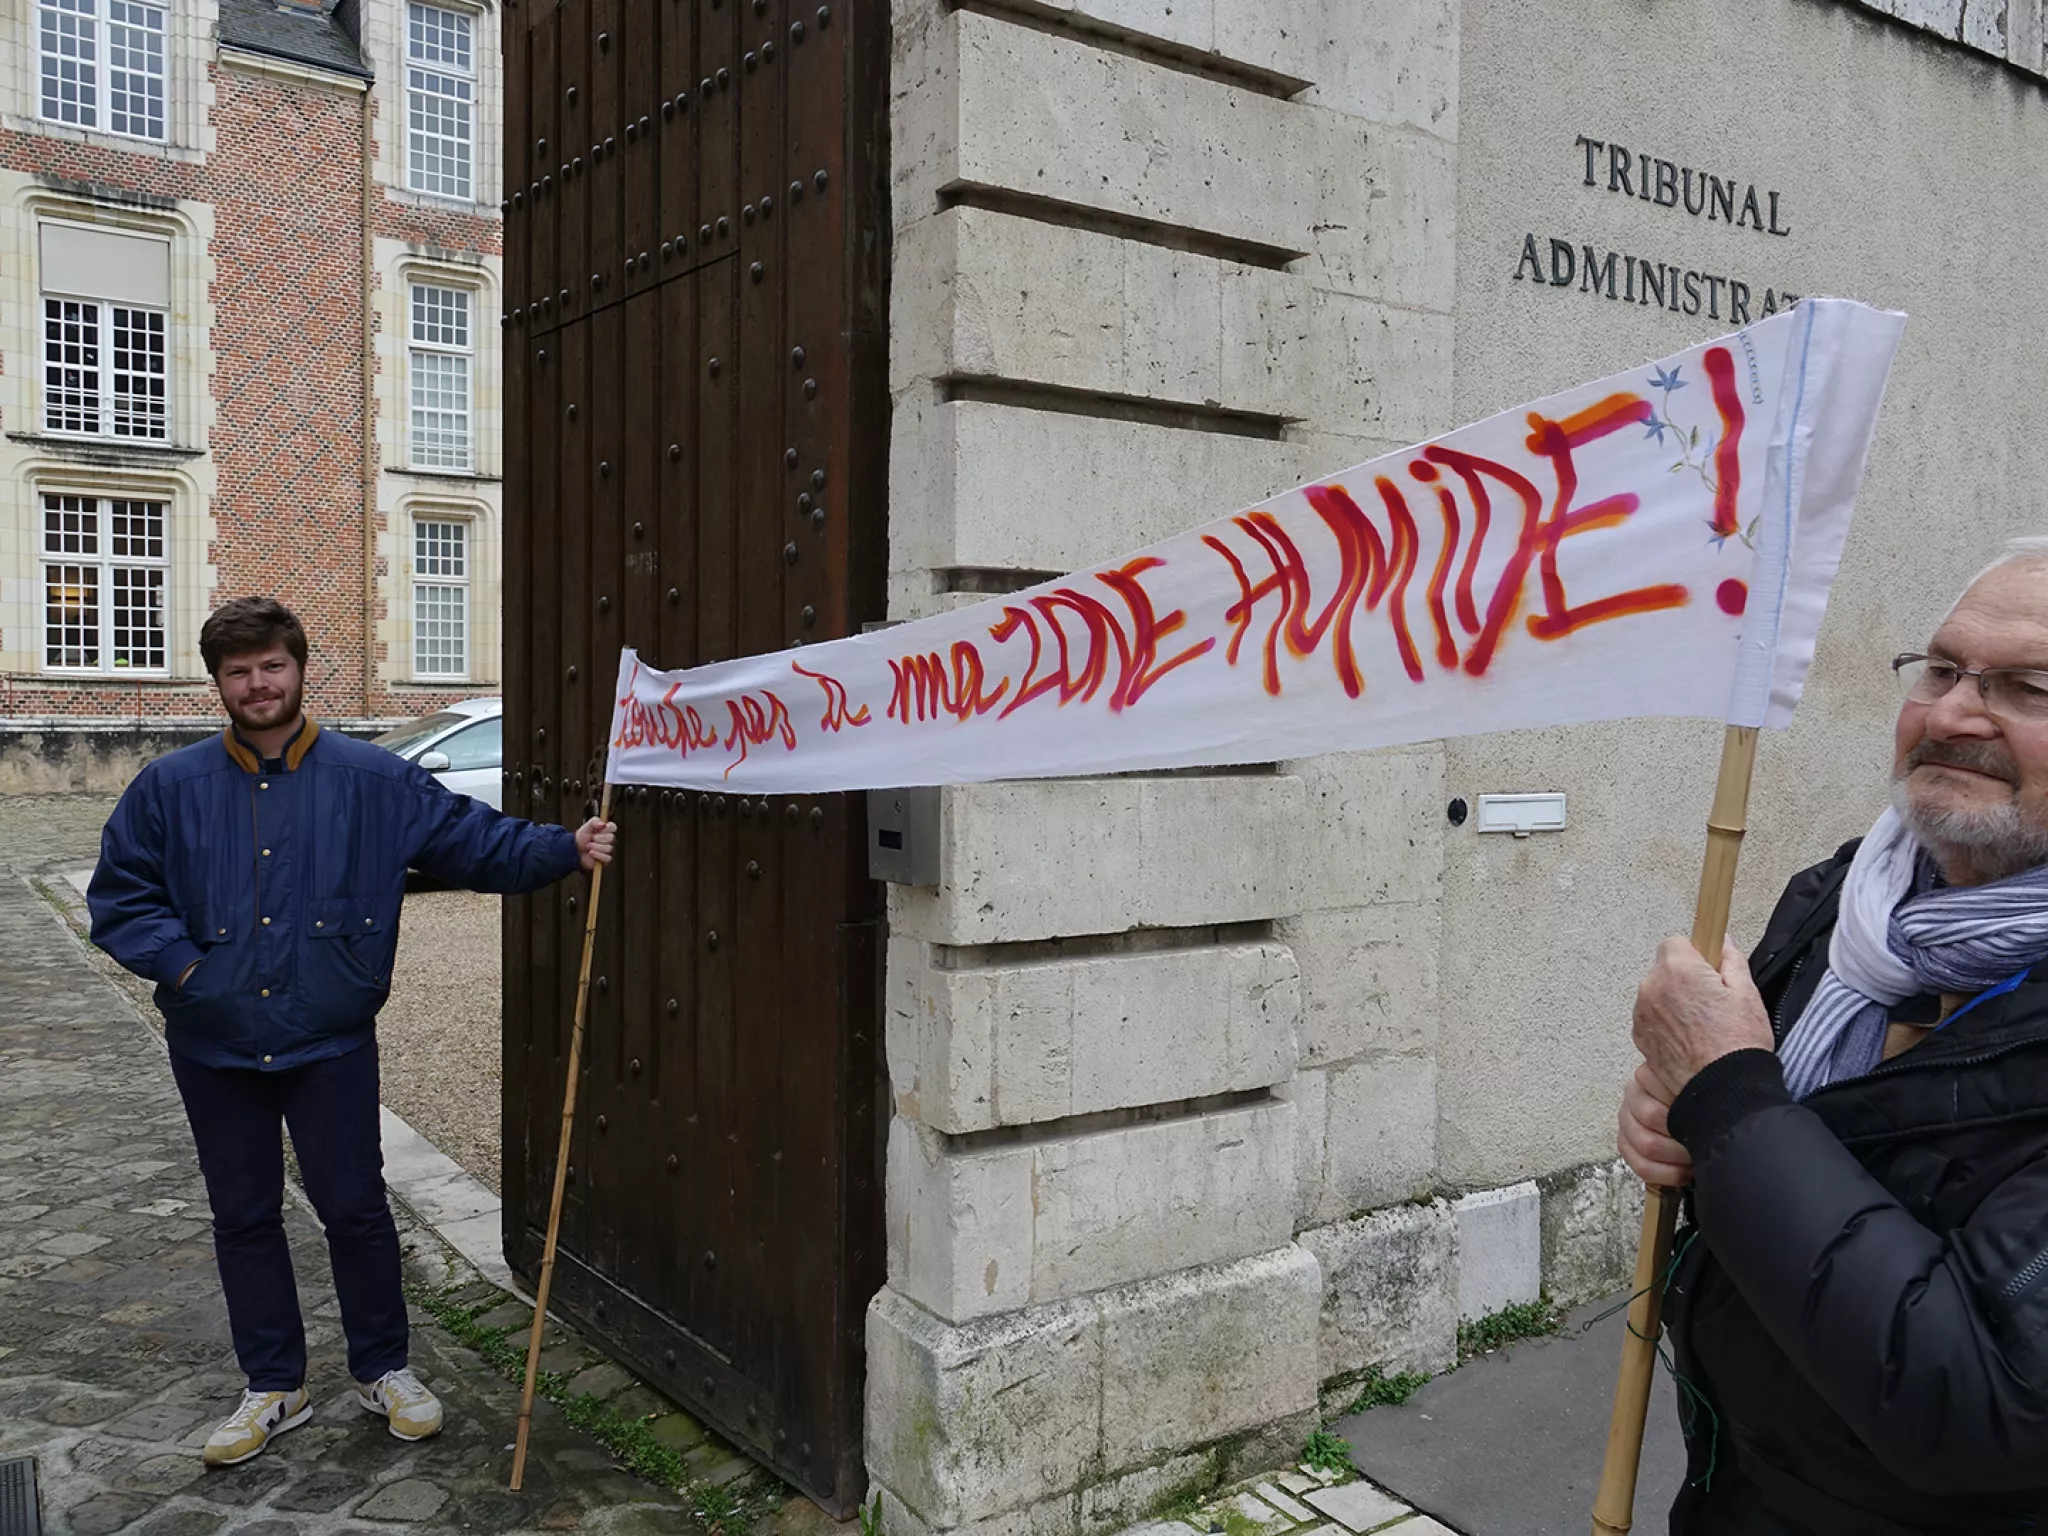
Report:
88,597,614,1469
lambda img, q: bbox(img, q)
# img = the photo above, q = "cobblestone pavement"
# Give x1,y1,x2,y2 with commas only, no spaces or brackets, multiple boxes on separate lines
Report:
0,800,812,1536
1121,1459,1462,1536
0,792,119,876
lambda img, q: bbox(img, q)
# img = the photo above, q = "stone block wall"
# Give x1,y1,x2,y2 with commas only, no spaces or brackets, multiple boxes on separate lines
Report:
869,1248,1323,1536
1855,0,2046,74
873,0,2048,1523
0,718,396,793
873,2,1464,1531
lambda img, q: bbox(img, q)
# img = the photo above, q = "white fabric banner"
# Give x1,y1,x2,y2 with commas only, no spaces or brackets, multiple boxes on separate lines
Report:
607,298,1905,794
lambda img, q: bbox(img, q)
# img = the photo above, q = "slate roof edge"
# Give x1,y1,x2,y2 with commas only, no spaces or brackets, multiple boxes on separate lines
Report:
218,36,375,82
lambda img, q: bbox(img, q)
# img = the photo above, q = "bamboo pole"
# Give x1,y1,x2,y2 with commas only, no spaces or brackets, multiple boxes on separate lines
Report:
511,783,613,1492
1591,724,1758,1536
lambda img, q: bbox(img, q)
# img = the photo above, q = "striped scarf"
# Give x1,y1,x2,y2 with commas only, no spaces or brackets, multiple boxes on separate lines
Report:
1778,807,2048,1098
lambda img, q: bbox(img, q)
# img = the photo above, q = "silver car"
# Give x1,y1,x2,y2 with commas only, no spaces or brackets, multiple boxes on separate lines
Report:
373,698,504,810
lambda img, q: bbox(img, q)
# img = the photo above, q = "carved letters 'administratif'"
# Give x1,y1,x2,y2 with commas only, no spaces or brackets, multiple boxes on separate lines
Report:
1516,136,1804,320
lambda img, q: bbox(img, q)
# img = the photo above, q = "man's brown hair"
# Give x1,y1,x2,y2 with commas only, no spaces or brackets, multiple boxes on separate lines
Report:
199,597,309,678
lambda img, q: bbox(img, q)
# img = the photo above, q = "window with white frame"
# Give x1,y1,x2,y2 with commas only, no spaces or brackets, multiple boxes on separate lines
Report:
44,299,169,439
39,0,168,141
413,518,469,677
42,493,169,672
40,223,173,442
409,282,473,470
406,2,474,200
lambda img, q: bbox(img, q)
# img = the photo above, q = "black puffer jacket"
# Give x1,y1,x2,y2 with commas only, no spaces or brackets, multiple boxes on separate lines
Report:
1664,840,2048,1534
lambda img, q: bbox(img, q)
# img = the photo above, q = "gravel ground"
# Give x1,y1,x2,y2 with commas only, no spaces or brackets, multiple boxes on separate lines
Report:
382,885,505,1191
4,790,506,1191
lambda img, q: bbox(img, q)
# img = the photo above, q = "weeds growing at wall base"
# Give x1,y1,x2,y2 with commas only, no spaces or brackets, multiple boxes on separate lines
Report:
1339,1366,1434,1415
407,1281,777,1531
1457,1294,1565,1362
1301,1426,1357,1476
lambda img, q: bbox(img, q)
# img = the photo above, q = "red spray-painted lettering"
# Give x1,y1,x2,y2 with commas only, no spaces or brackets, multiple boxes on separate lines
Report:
1201,485,1402,698
1369,479,1425,681
613,663,723,756
615,351,1746,761
720,691,797,775
1416,443,1548,677
1094,557,1214,709
1203,382,1725,694
791,661,871,732
889,558,1210,727
989,587,1125,718
886,643,1010,723
1703,347,1746,538
1408,458,1462,671
1522,394,1689,642
614,659,795,778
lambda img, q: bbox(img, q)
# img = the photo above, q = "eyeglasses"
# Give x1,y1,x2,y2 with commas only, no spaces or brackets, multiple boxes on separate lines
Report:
1893,653,2048,723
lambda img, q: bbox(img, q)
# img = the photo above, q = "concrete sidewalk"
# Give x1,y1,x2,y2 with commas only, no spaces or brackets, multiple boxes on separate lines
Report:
1331,1299,1691,1536
1100,1296,1691,1536
0,850,750,1534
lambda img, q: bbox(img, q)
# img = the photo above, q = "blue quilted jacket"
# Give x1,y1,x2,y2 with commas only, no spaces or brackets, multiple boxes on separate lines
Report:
88,719,580,1071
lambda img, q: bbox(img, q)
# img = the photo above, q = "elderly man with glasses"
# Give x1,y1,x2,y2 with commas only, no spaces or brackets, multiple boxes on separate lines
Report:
1621,539,2048,1534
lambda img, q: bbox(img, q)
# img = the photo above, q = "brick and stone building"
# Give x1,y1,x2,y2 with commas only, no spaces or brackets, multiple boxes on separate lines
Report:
6,0,2044,1523
0,0,504,786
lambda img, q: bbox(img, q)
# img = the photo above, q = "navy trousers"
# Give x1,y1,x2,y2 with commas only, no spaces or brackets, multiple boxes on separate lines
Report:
169,1038,407,1389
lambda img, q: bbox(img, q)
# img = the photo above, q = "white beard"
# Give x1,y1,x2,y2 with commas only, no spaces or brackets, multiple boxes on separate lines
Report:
1890,775,2048,885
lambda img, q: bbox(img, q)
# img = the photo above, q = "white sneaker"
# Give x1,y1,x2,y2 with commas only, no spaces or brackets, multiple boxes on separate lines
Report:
356,1366,444,1441
202,1386,311,1467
